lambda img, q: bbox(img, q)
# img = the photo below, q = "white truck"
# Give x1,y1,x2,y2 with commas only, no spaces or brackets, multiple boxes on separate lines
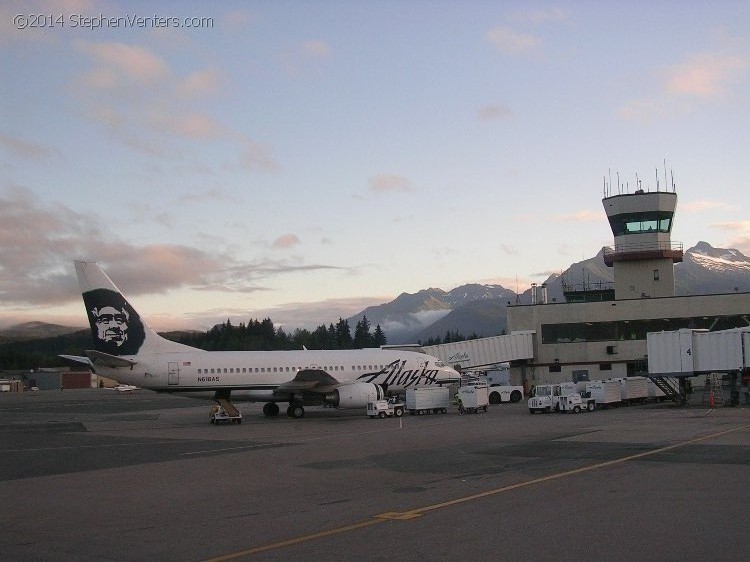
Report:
558,392,596,413
457,384,489,414
367,397,405,418
527,383,577,414
406,386,450,415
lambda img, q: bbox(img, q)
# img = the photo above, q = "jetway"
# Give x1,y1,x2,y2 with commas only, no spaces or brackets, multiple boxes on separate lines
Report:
422,331,535,370
647,328,750,376
647,327,750,406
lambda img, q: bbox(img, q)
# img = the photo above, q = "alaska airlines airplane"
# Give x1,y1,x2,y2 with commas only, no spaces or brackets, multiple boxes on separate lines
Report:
63,261,459,419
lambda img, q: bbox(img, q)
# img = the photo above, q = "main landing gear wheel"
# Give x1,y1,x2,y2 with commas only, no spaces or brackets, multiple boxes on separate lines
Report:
287,404,305,418
263,402,280,417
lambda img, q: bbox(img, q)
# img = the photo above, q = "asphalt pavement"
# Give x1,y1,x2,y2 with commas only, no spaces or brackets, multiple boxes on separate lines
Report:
1,389,749,561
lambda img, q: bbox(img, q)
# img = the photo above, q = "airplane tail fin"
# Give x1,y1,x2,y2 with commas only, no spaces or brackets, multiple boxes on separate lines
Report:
75,261,192,356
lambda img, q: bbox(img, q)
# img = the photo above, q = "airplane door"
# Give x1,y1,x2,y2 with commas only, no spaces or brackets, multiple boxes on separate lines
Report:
168,362,179,385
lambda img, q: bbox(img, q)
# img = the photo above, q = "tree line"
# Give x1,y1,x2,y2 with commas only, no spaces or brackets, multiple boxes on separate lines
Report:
175,316,387,351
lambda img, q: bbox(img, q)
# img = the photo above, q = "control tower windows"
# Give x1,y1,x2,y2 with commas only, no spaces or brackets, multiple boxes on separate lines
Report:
608,212,673,236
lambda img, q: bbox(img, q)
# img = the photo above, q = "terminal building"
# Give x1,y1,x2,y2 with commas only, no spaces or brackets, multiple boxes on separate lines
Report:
505,183,750,389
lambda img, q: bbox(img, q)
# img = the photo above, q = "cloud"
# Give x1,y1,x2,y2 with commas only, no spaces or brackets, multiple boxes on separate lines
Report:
369,174,413,194
77,41,170,85
477,105,513,122
710,220,750,232
617,98,669,122
281,39,333,75
381,310,451,339
240,139,279,171
553,210,601,222
0,187,337,309
681,200,735,213
272,234,301,250
223,10,253,31
72,40,277,169
619,47,749,121
509,7,567,24
302,40,331,58
0,132,58,159
485,26,540,55
179,68,224,98
665,53,747,98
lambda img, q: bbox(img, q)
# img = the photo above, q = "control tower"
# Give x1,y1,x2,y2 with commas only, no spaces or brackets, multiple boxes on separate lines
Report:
602,183,683,299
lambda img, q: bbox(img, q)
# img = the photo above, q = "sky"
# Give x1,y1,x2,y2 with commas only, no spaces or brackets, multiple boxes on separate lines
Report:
1,0,749,333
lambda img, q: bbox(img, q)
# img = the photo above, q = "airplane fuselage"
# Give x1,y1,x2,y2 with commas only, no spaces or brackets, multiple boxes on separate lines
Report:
96,348,452,400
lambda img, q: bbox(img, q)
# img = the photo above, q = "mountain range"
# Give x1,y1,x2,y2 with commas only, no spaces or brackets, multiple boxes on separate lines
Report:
2,242,750,346
346,241,750,344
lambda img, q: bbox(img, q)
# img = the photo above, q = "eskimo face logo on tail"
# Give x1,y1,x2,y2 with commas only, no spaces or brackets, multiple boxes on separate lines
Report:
82,288,146,355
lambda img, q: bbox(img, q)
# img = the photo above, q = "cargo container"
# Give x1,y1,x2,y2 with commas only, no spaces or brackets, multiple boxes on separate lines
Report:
615,377,649,404
405,386,450,415
457,384,489,414
586,380,621,408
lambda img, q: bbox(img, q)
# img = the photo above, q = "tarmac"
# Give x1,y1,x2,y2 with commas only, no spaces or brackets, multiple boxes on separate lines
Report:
1,388,749,561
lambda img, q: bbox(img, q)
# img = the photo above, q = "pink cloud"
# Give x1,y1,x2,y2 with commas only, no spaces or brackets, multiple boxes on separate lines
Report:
665,53,747,98
485,26,540,55
272,234,301,250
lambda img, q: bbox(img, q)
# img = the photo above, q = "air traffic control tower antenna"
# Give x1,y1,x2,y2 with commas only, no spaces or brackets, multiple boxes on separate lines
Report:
602,169,683,299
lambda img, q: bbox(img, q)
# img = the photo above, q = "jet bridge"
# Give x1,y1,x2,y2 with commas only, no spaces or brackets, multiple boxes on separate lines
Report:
421,331,535,370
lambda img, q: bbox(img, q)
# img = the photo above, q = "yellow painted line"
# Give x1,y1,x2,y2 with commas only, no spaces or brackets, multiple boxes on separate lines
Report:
203,519,382,560
204,423,750,561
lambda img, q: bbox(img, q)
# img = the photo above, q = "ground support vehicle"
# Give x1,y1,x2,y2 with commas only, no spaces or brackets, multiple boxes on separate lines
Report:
527,383,577,414
457,384,489,414
487,384,524,404
558,392,596,413
367,398,405,418
209,402,243,424
406,386,449,415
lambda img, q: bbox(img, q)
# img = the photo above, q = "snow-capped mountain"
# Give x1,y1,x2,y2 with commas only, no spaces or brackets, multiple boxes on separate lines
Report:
347,284,516,344
352,241,750,344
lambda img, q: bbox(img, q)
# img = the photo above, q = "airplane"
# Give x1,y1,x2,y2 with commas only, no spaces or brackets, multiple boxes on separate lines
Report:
62,261,460,419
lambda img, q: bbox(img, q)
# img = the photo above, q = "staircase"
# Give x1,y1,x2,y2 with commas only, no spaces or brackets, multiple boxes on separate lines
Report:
649,376,681,402
702,373,725,407
216,398,241,418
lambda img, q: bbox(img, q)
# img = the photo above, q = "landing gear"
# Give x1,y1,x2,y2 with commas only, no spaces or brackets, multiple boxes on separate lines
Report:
287,403,305,418
263,402,280,417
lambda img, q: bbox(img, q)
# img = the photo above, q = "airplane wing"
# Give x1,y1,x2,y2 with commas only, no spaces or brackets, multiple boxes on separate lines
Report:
273,369,342,397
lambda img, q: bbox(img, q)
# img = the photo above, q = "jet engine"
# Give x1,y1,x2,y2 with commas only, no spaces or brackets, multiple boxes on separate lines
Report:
325,383,384,409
